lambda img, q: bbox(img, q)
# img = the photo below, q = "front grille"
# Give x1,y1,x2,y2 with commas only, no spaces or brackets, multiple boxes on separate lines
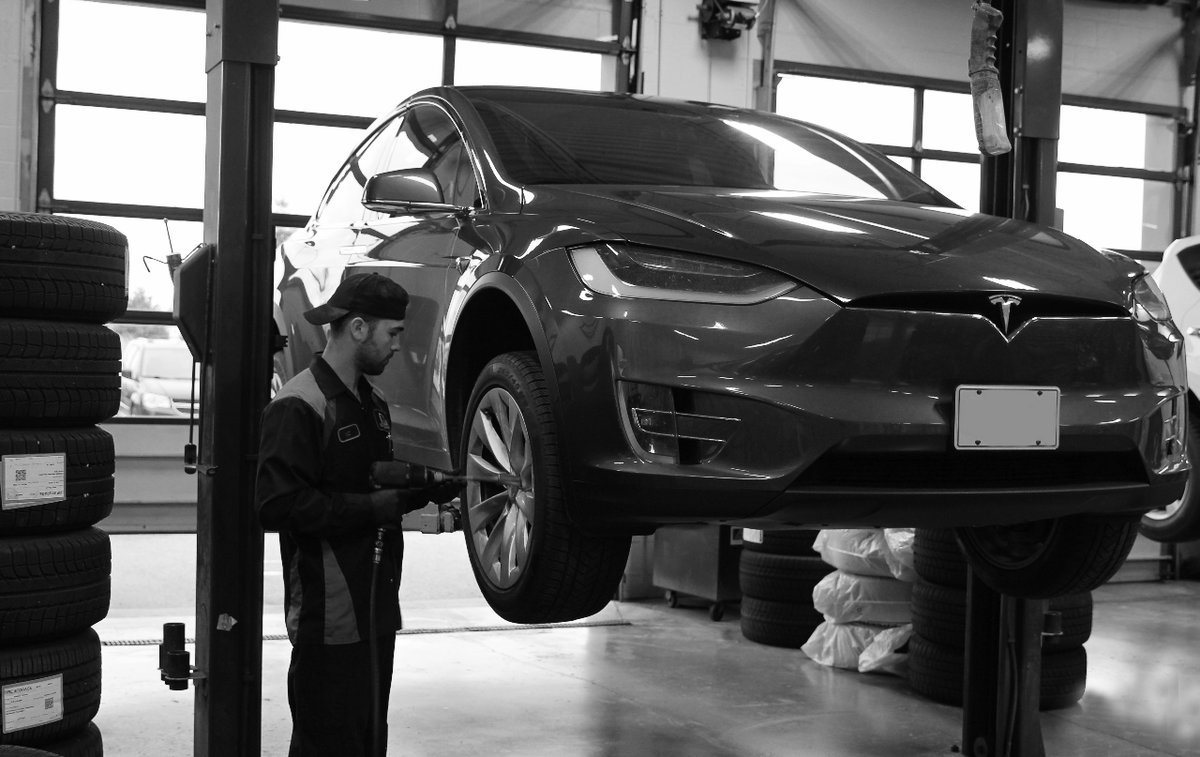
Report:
850,292,1127,336
795,449,1148,489
773,307,1143,388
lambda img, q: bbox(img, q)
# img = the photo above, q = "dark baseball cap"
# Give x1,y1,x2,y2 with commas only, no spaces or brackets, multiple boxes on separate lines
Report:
303,273,409,325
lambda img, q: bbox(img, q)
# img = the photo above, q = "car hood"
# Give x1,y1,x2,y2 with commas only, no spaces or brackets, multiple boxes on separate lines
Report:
528,186,1141,306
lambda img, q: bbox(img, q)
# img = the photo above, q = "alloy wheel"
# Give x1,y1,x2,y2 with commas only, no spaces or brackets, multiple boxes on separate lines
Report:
465,386,535,589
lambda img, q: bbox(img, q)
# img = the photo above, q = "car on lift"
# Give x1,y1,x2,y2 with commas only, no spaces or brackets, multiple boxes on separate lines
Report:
272,86,1189,623
1144,235,1200,543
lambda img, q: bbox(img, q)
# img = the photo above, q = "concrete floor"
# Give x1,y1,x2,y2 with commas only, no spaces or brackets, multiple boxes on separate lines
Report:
93,535,1200,756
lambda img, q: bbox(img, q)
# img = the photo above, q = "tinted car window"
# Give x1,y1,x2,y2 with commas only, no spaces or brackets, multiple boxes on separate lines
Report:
470,92,946,204
375,104,480,209
316,120,395,224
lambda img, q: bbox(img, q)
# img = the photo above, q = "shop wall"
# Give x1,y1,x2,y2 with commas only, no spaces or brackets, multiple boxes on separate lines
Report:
0,0,31,211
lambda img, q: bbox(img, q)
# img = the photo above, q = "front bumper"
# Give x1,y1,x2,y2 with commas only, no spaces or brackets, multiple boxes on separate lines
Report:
523,253,1190,529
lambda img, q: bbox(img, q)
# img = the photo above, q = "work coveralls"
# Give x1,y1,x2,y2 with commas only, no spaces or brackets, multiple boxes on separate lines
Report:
256,356,402,757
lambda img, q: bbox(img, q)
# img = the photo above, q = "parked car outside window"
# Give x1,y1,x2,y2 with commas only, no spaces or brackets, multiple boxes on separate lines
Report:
120,338,198,418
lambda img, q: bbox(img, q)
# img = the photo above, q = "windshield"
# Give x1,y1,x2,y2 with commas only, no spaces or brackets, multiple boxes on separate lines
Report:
469,91,949,205
141,344,195,380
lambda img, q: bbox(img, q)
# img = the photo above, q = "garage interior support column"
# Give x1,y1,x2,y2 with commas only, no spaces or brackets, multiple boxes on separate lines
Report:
969,2,1062,756
980,0,1062,225
194,1,277,754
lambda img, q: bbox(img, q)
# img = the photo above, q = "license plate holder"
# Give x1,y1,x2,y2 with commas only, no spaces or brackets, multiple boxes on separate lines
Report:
954,385,1060,450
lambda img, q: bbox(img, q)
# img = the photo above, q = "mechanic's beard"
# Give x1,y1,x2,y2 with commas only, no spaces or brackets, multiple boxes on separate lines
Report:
357,349,391,376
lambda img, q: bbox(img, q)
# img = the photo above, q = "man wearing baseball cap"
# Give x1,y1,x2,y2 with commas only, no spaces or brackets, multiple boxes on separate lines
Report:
255,273,455,755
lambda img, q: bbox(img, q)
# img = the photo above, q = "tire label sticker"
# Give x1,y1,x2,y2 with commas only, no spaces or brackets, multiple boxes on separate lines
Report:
2,674,64,734
0,453,67,510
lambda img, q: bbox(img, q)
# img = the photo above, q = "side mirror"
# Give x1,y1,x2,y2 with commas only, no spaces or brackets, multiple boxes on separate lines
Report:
363,169,461,214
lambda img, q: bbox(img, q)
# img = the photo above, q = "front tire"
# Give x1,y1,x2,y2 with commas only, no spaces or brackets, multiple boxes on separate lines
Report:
955,514,1138,598
459,352,630,624
1139,419,1200,543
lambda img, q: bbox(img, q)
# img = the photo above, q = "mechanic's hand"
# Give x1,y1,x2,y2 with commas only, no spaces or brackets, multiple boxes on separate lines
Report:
421,480,463,505
368,488,426,527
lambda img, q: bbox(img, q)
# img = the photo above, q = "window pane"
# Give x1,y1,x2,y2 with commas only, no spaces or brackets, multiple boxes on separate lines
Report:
284,0,438,23
273,123,367,217
454,40,603,90
458,0,613,39
923,91,977,153
73,215,202,313
111,327,199,418
1060,107,1175,172
1057,173,1172,252
920,160,981,213
276,23,443,117
54,106,205,208
58,0,206,101
776,75,913,148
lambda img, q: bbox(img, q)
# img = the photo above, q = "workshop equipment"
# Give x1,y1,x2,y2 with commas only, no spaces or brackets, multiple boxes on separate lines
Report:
970,1,1012,155
369,461,521,534
652,525,743,621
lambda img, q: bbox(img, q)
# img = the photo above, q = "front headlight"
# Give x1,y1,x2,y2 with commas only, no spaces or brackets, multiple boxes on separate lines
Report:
569,243,796,305
138,391,175,412
1130,274,1173,323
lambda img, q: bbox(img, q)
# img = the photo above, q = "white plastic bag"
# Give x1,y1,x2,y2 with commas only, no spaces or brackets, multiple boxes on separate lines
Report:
883,528,917,583
813,529,894,577
811,570,913,625
857,623,913,677
801,619,889,669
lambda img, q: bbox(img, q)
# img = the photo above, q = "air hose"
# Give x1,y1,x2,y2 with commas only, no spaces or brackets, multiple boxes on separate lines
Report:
369,526,386,756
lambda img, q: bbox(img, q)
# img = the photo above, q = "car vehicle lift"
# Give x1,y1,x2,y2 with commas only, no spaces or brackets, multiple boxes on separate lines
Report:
170,0,1072,754
964,3,1064,755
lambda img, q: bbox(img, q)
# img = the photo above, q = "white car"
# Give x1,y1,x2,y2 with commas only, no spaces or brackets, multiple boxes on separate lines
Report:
1148,235,1200,542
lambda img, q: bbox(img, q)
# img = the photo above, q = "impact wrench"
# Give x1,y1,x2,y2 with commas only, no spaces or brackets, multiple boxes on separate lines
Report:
366,460,522,752
369,460,522,490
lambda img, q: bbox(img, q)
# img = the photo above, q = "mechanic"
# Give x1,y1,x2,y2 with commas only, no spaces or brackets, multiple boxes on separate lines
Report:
255,272,458,756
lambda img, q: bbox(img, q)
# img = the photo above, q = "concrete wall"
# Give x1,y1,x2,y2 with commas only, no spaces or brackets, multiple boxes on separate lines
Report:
0,0,36,212
640,0,1184,108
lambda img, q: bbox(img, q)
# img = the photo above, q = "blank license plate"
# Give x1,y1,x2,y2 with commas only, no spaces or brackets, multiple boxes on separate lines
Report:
954,385,1059,450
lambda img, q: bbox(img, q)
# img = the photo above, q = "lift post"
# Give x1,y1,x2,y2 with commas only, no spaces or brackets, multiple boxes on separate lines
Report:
962,573,1049,757
968,2,1063,755
190,1,278,754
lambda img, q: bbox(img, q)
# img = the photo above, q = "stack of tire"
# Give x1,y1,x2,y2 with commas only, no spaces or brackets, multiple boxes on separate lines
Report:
908,528,1090,711
738,529,835,648
0,212,128,756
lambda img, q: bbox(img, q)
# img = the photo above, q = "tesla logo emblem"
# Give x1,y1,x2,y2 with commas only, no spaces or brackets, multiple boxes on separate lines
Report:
988,294,1023,333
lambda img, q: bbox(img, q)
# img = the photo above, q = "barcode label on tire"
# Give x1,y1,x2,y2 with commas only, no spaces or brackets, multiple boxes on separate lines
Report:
2,674,63,733
1,453,66,510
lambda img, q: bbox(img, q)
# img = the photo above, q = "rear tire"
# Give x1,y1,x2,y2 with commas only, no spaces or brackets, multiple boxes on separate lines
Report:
1140,419,1200,543
910,581,1092,651
0,429,114,535
460,352,630,623
955,515,1139,598
742,529,820,555
0,529,111,643
739,596,824,649
913,528,968,588
0,322,122,426
907,634,1086,711
0,213,127,323
0,630,101,747
738,551,832,604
